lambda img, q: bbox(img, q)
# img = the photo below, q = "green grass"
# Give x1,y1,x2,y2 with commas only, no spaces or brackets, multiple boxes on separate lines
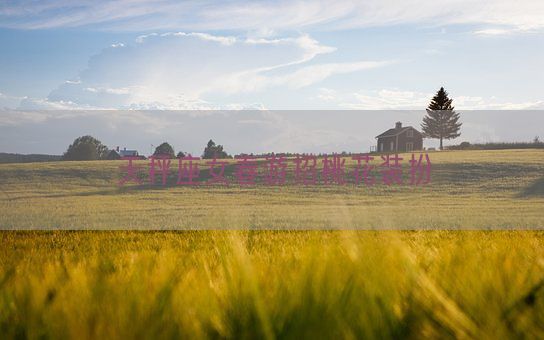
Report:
1,149,544,338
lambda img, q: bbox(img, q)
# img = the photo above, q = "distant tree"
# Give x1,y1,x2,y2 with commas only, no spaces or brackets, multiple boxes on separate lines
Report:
202,139,229,159
154,142,175,158
459,141,472,150
534,136,541,144
176,151,186,158
62,135,108,161
421,87,462,150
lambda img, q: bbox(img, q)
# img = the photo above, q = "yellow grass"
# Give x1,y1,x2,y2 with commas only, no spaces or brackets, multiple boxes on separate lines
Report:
1,231,544,339
0,149,543,229
0,149,544,338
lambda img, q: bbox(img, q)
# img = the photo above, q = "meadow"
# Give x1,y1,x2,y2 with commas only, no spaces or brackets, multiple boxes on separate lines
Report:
0,149,544,339
0,149,543,229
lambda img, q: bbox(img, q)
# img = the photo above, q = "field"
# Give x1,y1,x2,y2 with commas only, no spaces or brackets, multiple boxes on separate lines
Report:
0,149,543,229
1,150,544,338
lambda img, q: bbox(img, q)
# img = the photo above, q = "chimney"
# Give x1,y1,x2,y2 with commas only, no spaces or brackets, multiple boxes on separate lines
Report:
395,121,402,129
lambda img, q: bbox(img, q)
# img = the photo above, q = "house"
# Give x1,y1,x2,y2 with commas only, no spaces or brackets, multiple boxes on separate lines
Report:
375,122,423,152
118,147,139,157
107,146,144,159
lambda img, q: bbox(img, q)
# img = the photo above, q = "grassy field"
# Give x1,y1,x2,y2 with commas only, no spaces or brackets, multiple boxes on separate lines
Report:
0,149,544,338
1,231,544,339
0,149,543,229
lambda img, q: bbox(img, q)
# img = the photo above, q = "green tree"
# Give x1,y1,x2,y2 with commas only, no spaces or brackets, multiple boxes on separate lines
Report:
421,87,462,150
202,139,229,159
62,135,108,161
154,142,175,158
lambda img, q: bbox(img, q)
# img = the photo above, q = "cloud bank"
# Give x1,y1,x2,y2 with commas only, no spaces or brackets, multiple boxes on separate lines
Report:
15,32,389,109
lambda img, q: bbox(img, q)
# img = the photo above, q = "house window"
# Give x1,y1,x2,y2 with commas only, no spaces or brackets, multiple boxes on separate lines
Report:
390,141,394,151
407,129,413,137
406,142,413,152
379,143,383,152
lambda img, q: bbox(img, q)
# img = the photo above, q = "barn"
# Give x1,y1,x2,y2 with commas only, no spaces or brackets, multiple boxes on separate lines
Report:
376,122,423,152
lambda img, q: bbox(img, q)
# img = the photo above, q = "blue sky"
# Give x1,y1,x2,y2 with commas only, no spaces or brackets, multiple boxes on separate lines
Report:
0,0,543,153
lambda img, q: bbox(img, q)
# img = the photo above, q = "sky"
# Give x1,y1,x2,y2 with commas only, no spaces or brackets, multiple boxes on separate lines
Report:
0,0,543,154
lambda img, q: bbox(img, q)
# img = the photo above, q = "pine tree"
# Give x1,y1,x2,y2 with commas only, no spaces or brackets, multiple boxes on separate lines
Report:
421,87,462,150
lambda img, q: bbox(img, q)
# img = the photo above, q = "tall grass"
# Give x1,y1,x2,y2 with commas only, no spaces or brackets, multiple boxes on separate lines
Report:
0,150,544,338
1,231,544,339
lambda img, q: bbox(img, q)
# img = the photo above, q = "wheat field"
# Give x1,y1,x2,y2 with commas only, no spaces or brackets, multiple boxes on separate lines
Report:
0,150,544,339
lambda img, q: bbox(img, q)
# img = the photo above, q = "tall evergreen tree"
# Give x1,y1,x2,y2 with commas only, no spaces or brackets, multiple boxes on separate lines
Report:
421,87,462,150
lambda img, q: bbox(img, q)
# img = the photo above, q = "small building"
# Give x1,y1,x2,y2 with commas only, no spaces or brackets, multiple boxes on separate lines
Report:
118,147,139,157
107,146,145,159
375,122,423,152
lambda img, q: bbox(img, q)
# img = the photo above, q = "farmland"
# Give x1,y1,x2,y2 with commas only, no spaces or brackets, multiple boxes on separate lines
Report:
0,149,544,338
0,149,543,229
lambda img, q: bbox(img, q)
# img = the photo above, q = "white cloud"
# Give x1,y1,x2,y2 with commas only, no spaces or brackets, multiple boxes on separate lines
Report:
472,27,531,36
473,28,512,36
1,1,543,34
316,88,544,110
341,89,432,110
0,92,25,109
316,88,338,102
205,60,389,96
84,86,132,95
30,32,384,109
268,61,392,89
136,32,238,45
18,97,101,110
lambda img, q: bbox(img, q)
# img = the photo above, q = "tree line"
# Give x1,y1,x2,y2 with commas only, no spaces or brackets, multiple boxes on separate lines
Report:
62,138,231,161
62,87,467,161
